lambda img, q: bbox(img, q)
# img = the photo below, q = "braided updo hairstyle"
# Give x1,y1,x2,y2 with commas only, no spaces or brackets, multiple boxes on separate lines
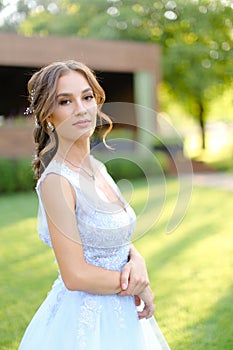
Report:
27,60,112,179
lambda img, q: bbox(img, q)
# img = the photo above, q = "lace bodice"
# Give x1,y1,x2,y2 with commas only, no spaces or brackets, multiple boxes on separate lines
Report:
36,158,136,271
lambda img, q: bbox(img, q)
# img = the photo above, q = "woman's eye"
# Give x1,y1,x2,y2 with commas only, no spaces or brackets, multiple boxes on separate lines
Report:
84,94,94,101
59,99,71,105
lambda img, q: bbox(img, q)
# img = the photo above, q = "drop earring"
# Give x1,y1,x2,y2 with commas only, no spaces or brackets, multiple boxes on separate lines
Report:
47,121,54,132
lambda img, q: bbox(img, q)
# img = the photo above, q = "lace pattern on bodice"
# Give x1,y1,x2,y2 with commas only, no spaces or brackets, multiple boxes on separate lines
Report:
36,158,136,271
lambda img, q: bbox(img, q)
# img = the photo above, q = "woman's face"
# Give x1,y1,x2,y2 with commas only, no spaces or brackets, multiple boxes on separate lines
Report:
50,70,97,143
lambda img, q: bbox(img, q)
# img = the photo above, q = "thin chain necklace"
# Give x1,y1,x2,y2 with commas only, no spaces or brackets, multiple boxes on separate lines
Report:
57,153,95,180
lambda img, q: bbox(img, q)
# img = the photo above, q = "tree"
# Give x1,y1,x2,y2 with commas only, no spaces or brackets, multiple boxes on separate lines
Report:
0,0,55,32
0,0,232,148
159,1,233,149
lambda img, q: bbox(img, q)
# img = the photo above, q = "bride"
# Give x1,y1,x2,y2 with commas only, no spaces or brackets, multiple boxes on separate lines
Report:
19,60,171,350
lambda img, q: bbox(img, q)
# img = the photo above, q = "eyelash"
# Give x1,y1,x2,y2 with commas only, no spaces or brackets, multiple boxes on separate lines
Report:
59,99,71,105
84,94,94,101
58,95,94,106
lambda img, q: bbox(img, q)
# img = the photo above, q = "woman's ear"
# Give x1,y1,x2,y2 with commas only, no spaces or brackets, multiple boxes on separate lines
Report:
46,114,54,122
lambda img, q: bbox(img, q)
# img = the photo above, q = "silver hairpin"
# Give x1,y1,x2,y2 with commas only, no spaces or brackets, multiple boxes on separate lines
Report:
24,88,36,116
24,107,33,116
30,88,35,102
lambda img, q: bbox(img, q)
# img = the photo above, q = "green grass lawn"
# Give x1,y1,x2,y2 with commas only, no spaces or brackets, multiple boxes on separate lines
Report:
0,178,232,350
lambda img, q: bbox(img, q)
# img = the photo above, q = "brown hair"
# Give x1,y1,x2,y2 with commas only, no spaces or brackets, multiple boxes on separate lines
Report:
27,60,112,179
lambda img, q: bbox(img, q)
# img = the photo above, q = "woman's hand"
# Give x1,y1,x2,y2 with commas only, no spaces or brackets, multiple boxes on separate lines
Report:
118,245,155,319
119,245,149,296
137,286,155,319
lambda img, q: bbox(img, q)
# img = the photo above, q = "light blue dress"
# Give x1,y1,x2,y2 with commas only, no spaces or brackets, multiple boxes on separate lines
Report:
19,159,171,350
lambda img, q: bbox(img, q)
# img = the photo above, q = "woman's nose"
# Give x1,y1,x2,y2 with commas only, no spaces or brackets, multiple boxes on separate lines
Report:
74,99,87,116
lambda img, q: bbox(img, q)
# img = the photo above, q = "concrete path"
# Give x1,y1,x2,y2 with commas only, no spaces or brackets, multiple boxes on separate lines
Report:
192,172,233,191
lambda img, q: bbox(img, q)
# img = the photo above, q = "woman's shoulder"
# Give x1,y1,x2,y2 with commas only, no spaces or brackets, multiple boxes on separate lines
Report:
91,155,107,173
36,159,80,190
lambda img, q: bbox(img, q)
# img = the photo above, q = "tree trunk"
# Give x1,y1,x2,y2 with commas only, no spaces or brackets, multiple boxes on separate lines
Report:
198,102,206,149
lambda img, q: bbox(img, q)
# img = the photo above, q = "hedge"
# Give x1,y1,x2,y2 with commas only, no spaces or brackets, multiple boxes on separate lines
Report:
0,158,35,193
101,151,169,181
0,152,169,193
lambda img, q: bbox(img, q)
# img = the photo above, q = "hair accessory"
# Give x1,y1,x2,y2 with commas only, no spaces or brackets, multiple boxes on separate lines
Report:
24,107,33,116
24,88,36,116
30,89,35,102
47,121,55,132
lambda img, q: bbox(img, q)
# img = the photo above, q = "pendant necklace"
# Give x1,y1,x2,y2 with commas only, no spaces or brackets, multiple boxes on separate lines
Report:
57,154,95,181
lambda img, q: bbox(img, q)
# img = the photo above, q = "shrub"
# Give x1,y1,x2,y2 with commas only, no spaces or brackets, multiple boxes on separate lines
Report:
100,151,169,181
0,159,35,193
0,152,170,193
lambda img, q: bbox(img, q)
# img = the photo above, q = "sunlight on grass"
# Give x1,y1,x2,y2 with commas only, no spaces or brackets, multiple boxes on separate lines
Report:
184,122,233,172
0,182,232,350
133,181,233,350
0,197,56,349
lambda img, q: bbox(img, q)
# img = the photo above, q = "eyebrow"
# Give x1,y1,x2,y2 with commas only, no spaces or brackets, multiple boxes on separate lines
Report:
56,88,93,99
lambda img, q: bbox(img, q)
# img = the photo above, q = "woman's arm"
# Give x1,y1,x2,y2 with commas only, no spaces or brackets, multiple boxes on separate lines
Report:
41,173,121,295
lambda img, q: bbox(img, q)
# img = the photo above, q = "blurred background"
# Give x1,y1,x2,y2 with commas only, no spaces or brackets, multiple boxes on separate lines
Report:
0,0,232,185
0,1,232,350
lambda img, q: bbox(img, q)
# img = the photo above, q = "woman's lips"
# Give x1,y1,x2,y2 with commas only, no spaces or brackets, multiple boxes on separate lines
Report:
72,119,91,127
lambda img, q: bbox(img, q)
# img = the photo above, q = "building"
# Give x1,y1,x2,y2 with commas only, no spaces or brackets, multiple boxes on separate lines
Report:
0,32,161,157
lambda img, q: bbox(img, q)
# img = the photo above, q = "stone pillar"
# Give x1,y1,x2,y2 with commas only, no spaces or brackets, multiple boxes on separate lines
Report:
133,71,157,151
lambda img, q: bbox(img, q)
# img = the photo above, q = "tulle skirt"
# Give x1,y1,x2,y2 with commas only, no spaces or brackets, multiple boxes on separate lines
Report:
19,276,170,350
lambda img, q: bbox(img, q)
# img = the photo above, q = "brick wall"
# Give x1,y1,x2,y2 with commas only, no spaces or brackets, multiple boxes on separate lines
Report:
0,122,34,158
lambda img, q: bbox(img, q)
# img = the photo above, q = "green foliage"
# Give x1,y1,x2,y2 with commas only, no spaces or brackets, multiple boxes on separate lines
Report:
16,2,233,126
105,158,144,180
160,1,233,122
103,152,169,181
0,154,169,193
0,158,35,193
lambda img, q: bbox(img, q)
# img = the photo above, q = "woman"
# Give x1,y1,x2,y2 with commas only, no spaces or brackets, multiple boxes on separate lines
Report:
19,60,170,349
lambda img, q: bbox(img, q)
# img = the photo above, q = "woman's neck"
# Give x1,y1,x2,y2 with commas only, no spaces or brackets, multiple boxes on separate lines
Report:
56,138,91,167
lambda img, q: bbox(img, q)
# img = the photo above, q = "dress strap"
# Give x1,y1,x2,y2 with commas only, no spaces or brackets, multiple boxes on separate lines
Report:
36,160,80,191
35,160,80,247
